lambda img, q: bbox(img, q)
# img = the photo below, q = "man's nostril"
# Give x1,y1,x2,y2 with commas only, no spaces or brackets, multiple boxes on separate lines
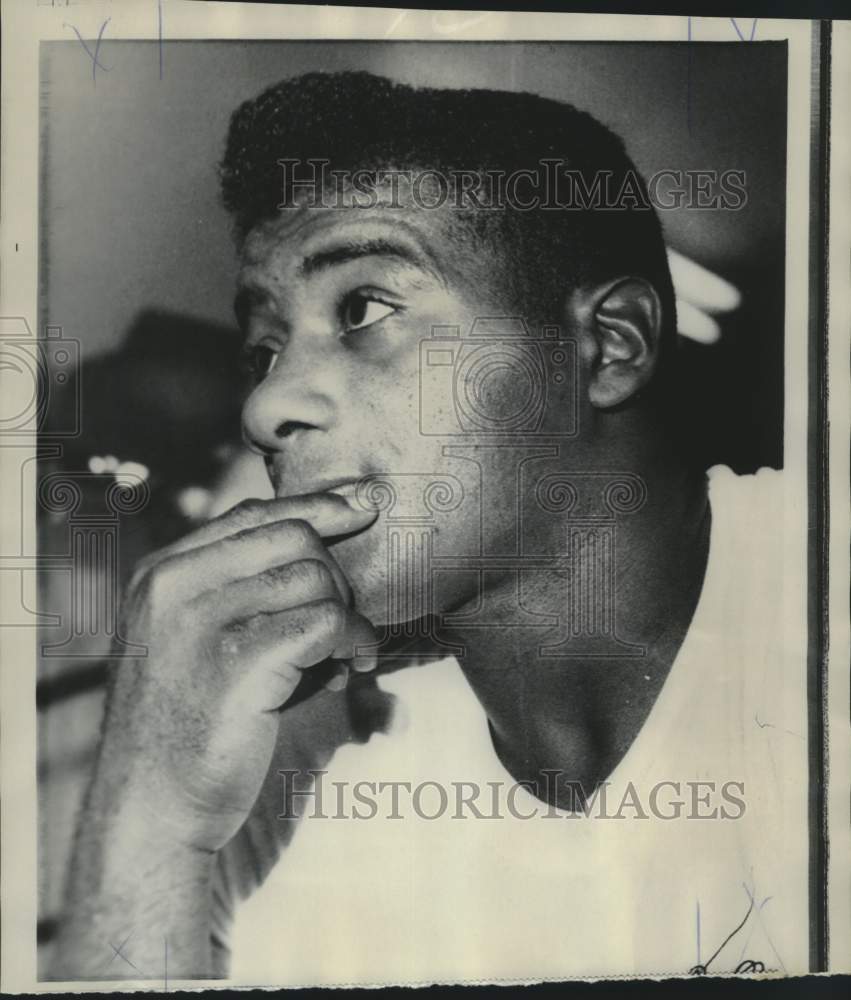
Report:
276,420,316,439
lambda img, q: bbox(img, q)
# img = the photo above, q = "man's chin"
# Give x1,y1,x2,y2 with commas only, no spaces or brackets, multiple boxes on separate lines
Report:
329,530,389,624
345,570,428,628
329,533,424,628
330,521,474,630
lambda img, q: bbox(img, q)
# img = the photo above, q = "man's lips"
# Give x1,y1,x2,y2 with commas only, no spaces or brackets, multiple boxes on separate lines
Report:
325,480,360,503
274,477,370,506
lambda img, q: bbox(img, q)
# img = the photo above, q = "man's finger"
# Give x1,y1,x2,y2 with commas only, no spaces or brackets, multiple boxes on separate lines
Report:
220,600,378,711
192,558,342,621
159,492,377,560
153,519,356,605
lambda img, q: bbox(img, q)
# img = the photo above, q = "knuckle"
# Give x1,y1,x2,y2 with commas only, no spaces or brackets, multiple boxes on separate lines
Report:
307,597,345,635
215,620,248,661
228,497,266,525
254,563,291,589
295,558,334,592
257,559,332,597
141,554,183,612
282,518,317,549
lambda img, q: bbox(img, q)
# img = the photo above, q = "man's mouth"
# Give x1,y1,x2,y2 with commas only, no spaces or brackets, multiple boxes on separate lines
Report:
274,476,373,508
324,480,360,503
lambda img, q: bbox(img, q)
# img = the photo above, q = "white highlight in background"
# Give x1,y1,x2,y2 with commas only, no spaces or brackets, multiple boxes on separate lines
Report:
668,247,742,344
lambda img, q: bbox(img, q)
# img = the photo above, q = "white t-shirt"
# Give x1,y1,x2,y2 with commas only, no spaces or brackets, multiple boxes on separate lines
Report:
217,465,809,985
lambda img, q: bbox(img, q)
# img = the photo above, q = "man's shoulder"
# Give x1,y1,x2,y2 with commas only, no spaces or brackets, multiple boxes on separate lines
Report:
706,463,786,557
707,462,783,500
697,463,799,673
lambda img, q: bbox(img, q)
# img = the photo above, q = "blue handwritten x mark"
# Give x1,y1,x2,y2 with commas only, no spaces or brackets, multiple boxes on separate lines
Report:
729,18,759,42
63,18,112,84
106,931,142,974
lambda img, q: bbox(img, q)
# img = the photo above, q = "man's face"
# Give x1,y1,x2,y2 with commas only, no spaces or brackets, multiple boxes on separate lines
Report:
237,190,574,625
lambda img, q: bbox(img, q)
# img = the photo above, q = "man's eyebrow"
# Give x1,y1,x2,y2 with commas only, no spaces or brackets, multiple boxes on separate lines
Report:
297,238,442,281
233,286,256,329
233,285,277,333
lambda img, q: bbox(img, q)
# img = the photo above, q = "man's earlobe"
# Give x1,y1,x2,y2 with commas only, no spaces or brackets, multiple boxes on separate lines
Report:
579,278,663,409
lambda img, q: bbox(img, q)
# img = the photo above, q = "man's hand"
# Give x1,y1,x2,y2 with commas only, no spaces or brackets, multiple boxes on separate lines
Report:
100,492,379,854
51,493,378,979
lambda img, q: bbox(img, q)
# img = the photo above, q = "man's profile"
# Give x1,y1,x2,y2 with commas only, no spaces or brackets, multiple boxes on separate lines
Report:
51,71,807,983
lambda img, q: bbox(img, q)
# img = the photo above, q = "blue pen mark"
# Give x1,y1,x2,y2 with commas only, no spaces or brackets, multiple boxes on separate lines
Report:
63,18,112,85
688,16,759,133
158,1,164,81
737,894,771,965
105,931,141,974
689,897,754,974
690,881,780,975
696,899,701,968
730,18,759,42
740,879,786,974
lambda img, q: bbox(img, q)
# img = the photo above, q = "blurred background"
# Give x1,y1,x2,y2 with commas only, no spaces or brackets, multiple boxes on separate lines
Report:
35,39,787,967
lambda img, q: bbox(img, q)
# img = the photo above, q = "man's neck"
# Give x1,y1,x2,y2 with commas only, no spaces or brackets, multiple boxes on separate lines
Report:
438,450,712,809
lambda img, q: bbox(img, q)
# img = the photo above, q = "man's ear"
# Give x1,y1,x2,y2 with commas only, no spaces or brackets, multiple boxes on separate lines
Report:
569,278,663,409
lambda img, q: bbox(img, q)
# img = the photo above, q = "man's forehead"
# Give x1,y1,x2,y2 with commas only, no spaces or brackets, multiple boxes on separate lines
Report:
239,196,488,292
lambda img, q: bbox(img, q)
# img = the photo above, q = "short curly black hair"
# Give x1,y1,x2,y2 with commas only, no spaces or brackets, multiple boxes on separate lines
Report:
220,71,676,367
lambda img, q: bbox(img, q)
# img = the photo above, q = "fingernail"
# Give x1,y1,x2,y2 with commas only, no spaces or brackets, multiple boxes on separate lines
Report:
351,653,378,673
346,497,380,518
326,665,349,691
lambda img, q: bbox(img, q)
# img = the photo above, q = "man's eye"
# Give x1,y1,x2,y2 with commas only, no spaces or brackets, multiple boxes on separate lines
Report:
240,343,279,382
341,293,396,333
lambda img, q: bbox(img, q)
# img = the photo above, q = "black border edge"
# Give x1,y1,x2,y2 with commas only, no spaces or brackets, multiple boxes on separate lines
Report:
807,17,831,975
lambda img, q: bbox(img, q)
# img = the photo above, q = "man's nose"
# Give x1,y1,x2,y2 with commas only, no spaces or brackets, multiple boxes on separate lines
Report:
241,345,335,454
